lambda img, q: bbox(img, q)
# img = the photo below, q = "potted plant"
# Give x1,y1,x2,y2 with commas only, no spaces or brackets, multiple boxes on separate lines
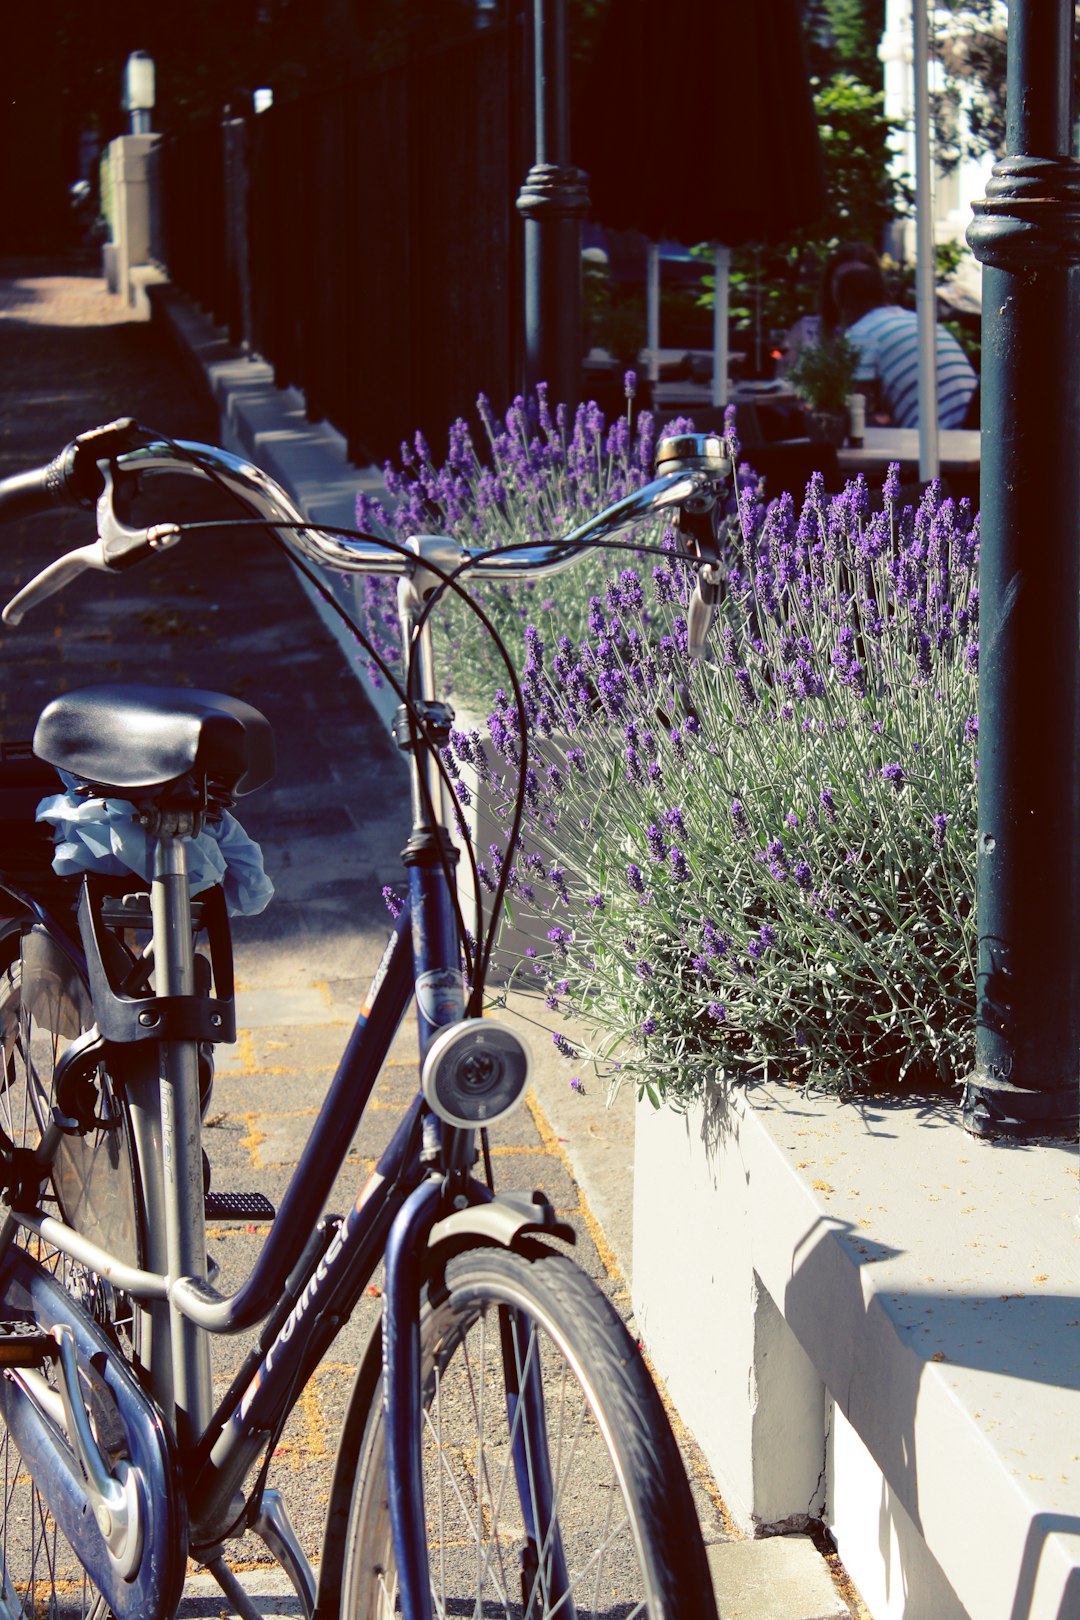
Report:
475,456,980,1107
785,332,862,446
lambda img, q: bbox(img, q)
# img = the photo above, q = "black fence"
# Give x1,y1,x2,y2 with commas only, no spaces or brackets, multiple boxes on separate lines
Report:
159,17,528,464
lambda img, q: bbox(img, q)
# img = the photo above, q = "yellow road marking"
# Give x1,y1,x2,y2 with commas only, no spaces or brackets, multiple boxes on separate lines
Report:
238,1114,266,1169
525,1091,621,1282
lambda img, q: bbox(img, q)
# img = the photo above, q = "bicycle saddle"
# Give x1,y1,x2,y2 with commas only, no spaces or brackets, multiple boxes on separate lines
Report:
33,684,275,800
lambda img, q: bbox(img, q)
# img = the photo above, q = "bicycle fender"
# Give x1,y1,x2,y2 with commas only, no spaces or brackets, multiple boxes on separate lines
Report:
428,1188,576,1253
312,1189,574,1620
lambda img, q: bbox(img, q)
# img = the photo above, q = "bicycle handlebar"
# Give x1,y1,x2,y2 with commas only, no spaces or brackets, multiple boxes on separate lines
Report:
114,437,727,580
0,419,140,524
0,425,732,626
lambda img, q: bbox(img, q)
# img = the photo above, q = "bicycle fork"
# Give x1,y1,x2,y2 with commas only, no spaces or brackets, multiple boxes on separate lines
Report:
382,1182,573,1620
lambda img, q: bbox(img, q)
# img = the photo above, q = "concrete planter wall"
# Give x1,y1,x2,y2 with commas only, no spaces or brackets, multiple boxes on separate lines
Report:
452,713,566,981
633,1080,1079,1620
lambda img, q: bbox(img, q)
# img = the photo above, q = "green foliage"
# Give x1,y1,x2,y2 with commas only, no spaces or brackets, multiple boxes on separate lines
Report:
933,2,1080,173
697,73,908,341
784,332,861,413
583,262,645,368
819,0,886,85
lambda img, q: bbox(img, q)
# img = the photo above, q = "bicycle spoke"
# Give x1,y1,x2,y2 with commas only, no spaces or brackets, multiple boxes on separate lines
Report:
0,951,139,1620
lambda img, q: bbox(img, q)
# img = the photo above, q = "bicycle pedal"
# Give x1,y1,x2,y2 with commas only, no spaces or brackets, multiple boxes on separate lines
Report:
0,1319,55,1369
204,1191,276,1222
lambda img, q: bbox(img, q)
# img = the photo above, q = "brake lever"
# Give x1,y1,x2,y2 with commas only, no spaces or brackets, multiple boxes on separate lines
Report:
97,461,179,568
678,504,722,661
2,463,180,626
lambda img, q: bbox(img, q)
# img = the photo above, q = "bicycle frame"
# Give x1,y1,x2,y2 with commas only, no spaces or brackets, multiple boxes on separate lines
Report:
0,584,551,1619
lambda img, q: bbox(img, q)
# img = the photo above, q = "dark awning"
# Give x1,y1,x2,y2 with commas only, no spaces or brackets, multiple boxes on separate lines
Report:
575,0,826,247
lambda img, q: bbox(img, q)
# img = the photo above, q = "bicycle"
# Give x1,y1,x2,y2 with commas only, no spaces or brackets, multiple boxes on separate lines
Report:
0,417,731,1620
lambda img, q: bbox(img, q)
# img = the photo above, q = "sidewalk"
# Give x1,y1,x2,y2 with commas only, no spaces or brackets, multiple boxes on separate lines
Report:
0,258,859,1620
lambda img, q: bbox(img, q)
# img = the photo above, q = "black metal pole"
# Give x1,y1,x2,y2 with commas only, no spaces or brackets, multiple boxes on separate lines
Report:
964,0,1080,1139
515,0,589,407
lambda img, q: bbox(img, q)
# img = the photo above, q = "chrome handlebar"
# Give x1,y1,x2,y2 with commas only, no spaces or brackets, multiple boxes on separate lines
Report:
2,430,732,627
119,437,726,580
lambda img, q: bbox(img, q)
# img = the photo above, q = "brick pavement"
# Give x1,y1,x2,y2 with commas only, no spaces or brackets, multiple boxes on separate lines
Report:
0,260,732,1610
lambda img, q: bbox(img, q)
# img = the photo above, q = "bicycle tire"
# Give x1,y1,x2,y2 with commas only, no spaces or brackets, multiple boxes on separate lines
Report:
339,1241,719,1620
0,923,143,1620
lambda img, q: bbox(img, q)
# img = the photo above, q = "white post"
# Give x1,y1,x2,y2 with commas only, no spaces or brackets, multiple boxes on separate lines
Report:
913,0,940,480
645,241,661,385
880,0,917,262
106,134,161,310
711,244,731,409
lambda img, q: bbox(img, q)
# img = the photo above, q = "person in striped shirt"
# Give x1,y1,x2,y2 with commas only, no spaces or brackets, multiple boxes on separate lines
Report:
833,258,978,429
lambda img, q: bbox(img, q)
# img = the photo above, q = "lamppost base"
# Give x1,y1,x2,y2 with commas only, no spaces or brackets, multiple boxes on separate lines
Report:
961,1073,1079,1141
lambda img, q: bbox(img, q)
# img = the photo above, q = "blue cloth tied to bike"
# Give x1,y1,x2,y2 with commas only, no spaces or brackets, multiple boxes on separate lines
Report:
35,784,274,916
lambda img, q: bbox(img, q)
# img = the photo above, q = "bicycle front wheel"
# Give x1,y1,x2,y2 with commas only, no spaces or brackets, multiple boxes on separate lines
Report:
0,924,142,1620
340,1241,718,1620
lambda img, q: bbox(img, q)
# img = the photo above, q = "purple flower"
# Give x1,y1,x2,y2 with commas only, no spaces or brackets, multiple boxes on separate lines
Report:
382,886,405,919
553,1032,578,1059
548,864,570,903
636,960,656,980
932,812,948,850
626,863,645,894
734,668,757,708
707,1001,726,1022
669,846,690,882
646,824,668,863
476,862,496,894
766,838,789,881
881,763,905,789
819,787,838,825
730,799,750,839
570,1076,585,1093
619,569,645,613
641,1017,656,1037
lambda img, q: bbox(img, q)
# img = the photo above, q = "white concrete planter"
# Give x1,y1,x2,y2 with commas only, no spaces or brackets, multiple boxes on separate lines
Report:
633,1079,1080,1620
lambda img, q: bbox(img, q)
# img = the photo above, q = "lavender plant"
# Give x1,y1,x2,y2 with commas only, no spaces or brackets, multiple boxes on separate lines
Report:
458,445,980,1106
354,383,688,707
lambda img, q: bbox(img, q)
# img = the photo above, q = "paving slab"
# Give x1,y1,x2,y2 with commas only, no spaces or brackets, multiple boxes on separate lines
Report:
707,1537,853,1620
